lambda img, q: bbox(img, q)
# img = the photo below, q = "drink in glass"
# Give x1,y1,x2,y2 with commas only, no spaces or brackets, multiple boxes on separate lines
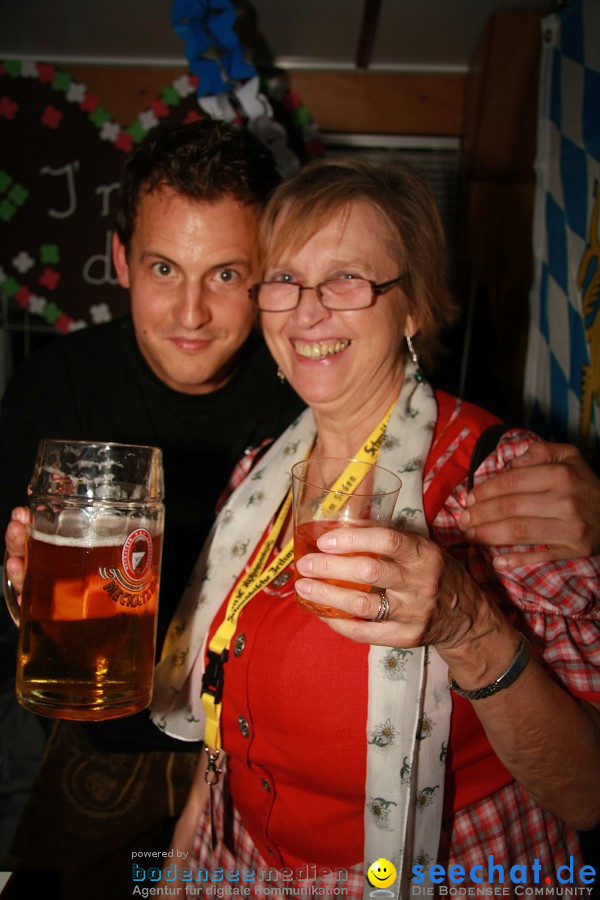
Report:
291,457,401,618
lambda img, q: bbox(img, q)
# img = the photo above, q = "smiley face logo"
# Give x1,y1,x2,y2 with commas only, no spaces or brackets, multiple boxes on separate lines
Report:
367,858,397,889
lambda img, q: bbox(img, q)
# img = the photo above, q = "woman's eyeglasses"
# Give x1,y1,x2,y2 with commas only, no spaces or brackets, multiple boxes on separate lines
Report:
248,276,405,312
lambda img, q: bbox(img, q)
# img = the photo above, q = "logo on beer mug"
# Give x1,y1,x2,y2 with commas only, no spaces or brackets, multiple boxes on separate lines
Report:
122,528,153,582
98,528,158,607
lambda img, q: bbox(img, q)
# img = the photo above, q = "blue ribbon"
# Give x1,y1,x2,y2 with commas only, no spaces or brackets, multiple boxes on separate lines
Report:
171,0,257,99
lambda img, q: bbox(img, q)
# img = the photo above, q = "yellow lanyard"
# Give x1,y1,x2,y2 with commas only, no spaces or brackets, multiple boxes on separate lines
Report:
201,400,396,772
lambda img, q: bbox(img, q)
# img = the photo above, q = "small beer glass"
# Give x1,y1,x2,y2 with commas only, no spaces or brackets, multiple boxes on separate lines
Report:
6,439,164,720
291,457,401,618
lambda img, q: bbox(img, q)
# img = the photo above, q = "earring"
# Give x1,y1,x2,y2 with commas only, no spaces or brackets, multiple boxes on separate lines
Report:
277,366,286,384
406,335,423,383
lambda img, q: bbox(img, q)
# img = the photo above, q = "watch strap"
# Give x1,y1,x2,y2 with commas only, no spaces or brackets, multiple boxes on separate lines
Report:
449,632,531,701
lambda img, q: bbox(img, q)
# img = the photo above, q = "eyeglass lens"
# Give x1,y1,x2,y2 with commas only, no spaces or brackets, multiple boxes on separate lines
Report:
258,279,374,310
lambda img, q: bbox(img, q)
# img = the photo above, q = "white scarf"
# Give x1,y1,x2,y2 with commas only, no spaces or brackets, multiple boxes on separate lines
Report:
151,360,450,898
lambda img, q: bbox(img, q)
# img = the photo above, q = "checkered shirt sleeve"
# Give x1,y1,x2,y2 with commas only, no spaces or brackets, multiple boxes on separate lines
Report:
432,428,600,700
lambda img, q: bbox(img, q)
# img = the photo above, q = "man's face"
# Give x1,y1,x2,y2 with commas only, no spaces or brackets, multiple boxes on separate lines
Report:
113,187,259,394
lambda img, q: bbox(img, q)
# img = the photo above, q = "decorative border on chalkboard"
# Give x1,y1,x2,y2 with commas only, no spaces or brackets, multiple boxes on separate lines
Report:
1,58,203,155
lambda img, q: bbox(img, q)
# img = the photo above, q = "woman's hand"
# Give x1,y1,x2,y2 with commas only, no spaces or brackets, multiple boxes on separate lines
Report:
458,441,600,570
4,507,29,595
294,523,514,679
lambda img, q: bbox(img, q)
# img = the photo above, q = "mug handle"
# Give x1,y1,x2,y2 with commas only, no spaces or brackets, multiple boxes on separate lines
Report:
3,550,20,626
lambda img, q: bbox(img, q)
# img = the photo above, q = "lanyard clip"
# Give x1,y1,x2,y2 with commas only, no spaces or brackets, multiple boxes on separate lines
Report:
201,648,229,704
204,746,224,785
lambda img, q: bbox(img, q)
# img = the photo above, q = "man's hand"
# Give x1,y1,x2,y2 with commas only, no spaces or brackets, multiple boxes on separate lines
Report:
458,442,600,570
4,506,28,594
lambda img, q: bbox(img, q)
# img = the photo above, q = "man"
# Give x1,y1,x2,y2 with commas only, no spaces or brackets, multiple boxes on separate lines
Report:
2,119,599,899
0,119,303,900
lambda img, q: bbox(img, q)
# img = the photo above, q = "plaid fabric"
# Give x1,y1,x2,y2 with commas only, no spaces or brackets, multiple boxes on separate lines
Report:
215,439,275,513
524,0,600,465
433,426,600,700
439,782,585,889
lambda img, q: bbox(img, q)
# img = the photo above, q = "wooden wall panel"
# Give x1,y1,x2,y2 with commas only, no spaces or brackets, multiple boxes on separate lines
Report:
287,71,465,136
462,12,542,178
63,65,465,137
458,11,543,423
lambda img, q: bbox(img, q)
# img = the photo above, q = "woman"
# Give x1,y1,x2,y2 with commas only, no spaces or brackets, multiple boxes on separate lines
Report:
151,157,599,896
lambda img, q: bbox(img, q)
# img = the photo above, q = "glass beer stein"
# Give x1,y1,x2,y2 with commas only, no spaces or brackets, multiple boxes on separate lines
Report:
6,439,164,720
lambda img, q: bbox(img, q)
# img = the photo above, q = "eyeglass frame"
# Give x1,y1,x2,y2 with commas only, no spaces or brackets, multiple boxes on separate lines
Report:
248,275,406,312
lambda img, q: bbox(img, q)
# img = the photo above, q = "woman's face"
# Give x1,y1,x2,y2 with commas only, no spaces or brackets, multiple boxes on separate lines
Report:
260,201,417,418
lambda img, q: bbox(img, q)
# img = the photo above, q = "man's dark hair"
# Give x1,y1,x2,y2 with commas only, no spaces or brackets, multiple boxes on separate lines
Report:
115,118,281,252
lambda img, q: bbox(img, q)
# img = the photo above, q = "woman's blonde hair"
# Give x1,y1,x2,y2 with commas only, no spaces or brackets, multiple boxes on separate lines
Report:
258,156,459,373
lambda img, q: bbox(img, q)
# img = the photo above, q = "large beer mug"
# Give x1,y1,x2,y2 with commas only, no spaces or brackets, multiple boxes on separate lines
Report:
6,439,164,720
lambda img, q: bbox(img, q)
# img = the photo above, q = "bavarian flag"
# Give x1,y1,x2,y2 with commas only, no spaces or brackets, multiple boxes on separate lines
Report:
524,0,600,469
